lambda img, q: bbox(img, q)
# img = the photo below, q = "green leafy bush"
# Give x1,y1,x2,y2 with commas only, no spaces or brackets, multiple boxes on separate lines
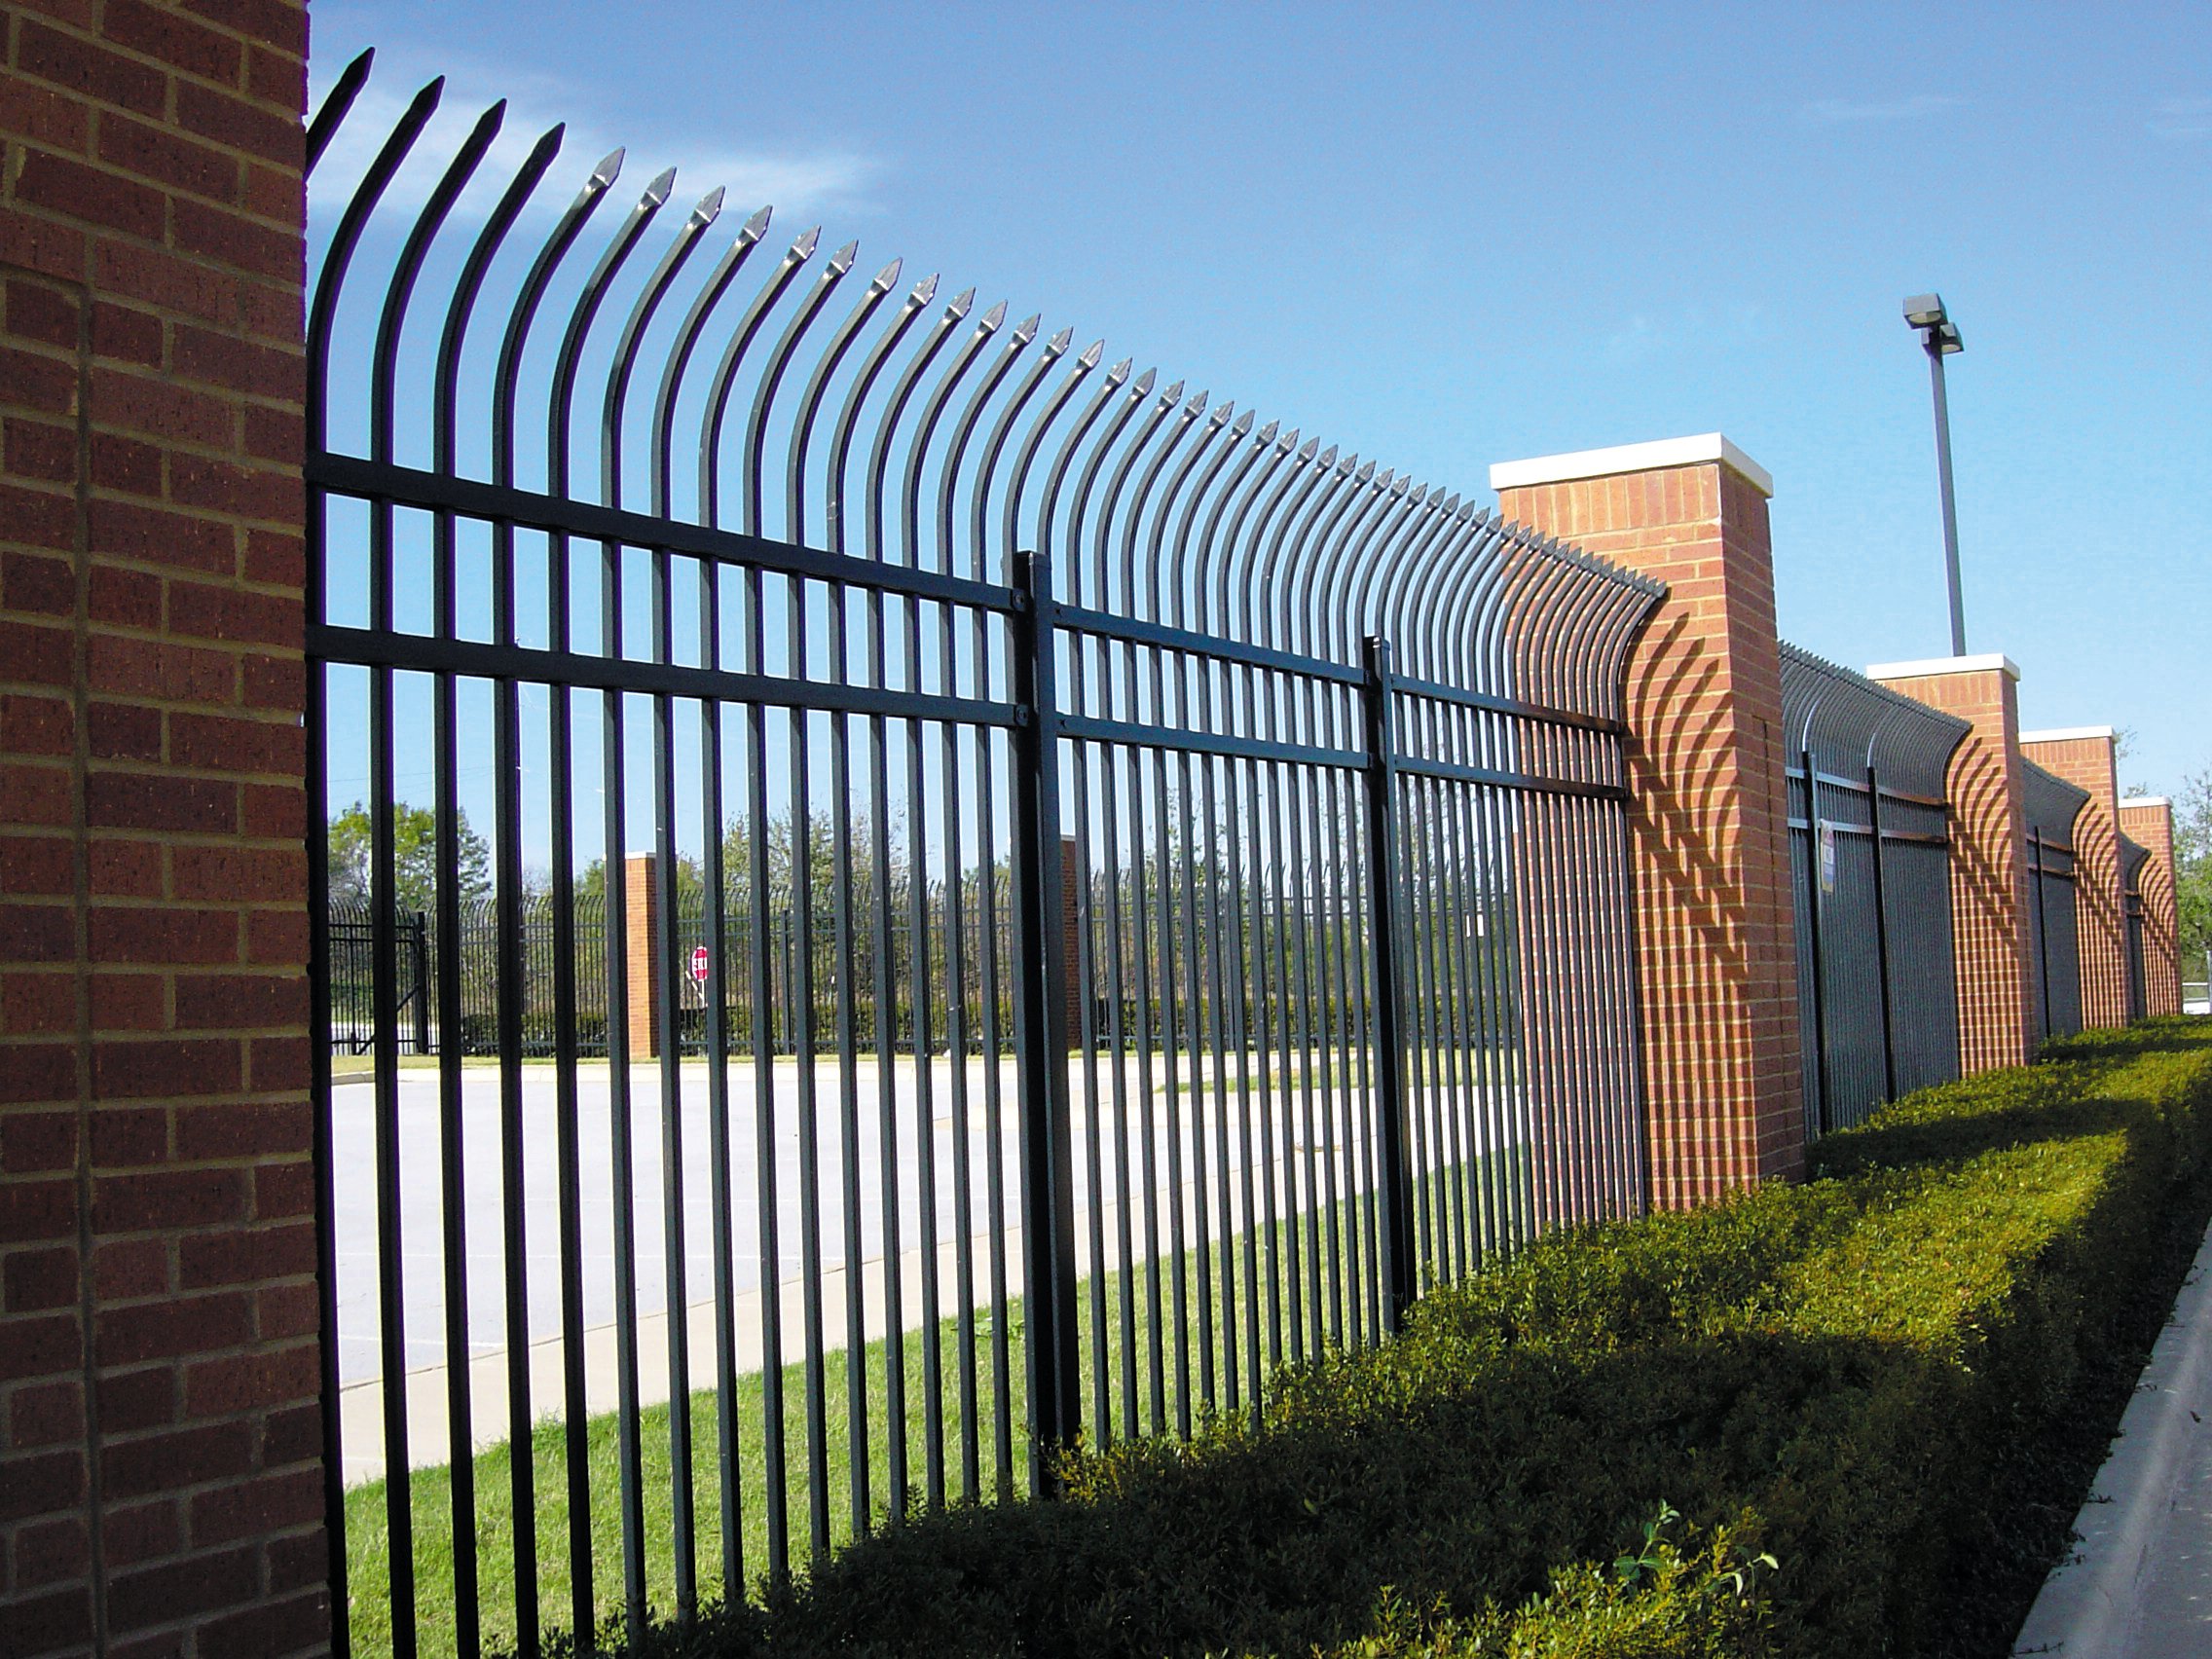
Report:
564,1017,2212,1658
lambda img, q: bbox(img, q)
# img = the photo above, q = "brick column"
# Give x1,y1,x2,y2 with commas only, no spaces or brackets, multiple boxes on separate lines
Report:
1493,434,1803,1205
1866,655,2035,1072
2119,798,2182,1017
624,852,658,1061
2020,728,2128,1030
1,4,321,1656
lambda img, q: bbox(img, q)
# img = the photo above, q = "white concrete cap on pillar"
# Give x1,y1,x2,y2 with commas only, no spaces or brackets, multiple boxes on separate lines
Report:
2020,725,2118,745
1489,433,1774,499
1865,653,2022,683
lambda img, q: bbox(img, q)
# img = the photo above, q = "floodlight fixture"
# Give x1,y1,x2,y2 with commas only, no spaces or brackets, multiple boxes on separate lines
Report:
1903,291,1968,655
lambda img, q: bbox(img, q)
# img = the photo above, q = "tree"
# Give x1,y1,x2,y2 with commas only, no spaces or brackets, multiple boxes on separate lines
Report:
326,800,492,914
2176,766,2211,973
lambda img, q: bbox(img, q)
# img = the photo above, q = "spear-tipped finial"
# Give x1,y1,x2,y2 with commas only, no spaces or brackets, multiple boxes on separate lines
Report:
1185,387,1209,415
1256,420,1279,445
1161,379,1184,404
1207,400,1233,424
689,185,725,225
1107,355,1133,383
1010,312,1040,346
1296,436,1318,460
870,255,903,292
1231,410,1255,437
828,239,858,275
978,299,1009,331
1355,461,1377,482
1440,492,1461,514
791,226,821,260
1316,444,1339,467
1048,325,1075,353
592,147,625,187
910,272,940,305
1406,481,1425,502
739,204,772,241
1079,339,1105,370
1131,367,1157,396
945,285,976,319
642,166,677,207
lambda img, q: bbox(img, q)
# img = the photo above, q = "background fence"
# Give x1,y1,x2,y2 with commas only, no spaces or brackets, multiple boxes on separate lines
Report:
2121,833,2151,1023
1780,646,1969,1135
2023,759,2088,1045
306,55,1661,1659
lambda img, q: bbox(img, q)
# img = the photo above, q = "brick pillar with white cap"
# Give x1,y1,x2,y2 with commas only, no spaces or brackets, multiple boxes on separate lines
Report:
2020,726,2128,1029
1866,654,2037,1070
1493,434,1804,1206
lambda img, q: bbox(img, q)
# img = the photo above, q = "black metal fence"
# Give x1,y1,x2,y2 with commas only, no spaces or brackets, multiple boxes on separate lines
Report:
2022,760,2088,1046
2121,833,2151,1024
1780,646,1968,1135
305,53,1661,1659
327,899,431,1054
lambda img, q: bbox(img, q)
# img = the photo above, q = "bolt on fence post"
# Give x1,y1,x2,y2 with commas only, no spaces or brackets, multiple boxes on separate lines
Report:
1360,636,1417,1332
1011,551,1082,1487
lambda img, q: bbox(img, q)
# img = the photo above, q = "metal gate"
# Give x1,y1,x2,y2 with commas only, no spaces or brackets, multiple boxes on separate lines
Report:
1781,646,1968,1134
2022,760,2088,1046
305,53,1662,1656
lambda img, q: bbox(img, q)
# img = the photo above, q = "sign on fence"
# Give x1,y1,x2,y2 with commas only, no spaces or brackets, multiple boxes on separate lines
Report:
689,943,710,984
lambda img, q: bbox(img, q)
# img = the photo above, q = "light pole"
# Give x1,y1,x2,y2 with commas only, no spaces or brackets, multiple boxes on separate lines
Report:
1903,293,1967,656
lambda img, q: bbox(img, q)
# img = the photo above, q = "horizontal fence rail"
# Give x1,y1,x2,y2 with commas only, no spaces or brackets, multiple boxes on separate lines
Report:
304,51,1664,1659
2021,760,2089,1047
1779,645,1969,1135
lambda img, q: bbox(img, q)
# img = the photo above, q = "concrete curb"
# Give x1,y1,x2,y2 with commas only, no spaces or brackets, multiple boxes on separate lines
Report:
2012,1215,2212,1656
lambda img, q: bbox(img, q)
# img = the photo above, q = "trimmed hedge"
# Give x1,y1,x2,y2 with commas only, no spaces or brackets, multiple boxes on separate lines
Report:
557,1018,2212,1658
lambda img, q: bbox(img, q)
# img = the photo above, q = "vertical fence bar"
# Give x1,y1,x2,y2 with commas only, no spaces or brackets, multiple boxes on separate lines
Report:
1865,766,1899,1103
1800,754,1831,1136
1013,552,1083,1485
1360,638,1416,1330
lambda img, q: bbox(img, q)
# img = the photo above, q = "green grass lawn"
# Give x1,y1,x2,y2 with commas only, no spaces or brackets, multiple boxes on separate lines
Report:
340,1158,1518,1659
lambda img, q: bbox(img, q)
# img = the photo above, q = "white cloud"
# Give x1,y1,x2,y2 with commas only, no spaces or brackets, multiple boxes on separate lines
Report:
1604,314,1666,361
2150,96,2212,140
307,46,878,230
1800,93,1967,124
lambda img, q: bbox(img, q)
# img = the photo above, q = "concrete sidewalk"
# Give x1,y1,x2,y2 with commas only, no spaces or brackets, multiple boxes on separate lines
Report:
2013,1215,2212,1656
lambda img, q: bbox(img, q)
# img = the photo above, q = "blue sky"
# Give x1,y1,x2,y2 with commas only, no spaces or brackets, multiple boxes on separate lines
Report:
309,0,2210,802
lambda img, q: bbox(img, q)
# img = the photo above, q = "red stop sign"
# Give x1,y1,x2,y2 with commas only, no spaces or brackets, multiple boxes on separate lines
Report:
690,944,710,983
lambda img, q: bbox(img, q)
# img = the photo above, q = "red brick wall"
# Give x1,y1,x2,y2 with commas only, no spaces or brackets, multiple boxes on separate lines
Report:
2120,797,2183,1018
624,852,658,1061
2021,733,2128,1029
1498,453,1804,1205
1866,662,2035,1074
0,3,319,1655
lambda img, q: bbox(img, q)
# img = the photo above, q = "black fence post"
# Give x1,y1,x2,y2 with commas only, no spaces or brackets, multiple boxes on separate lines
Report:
1865,764,1898,1102
1360,637,1416,1332
410,908,431,1055
1799,753,1830,1135
2029,826,2053,1045
1011,551,1082,1487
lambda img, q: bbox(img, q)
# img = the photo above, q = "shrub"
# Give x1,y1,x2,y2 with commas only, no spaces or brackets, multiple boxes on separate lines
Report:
557,1017,2212,1658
